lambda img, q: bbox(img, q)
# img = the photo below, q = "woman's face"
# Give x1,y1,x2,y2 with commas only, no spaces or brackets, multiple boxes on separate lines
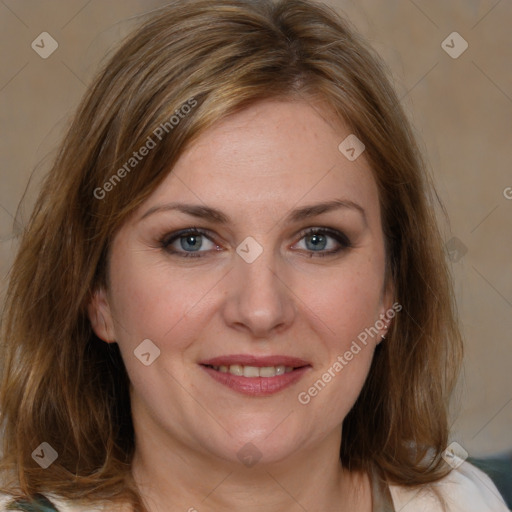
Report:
90,99,392,466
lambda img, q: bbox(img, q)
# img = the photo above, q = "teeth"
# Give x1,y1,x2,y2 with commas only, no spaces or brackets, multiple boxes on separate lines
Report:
260,366,277,377
243,366,260,377
230,364,244,376
211,364,295,377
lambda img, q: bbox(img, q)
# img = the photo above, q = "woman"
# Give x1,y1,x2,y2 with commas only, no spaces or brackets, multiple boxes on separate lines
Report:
0,0,508,511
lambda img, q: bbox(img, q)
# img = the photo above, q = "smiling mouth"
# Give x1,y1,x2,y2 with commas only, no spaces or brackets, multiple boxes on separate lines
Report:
199,356,311,396
202,364,297,377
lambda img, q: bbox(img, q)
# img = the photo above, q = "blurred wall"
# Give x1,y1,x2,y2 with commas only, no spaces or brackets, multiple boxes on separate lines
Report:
1,0,511,459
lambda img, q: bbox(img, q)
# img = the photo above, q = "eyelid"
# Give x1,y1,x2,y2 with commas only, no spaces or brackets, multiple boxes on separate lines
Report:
159,226,352,258
160,227,212,246
294,226,352,247
160,227,219,257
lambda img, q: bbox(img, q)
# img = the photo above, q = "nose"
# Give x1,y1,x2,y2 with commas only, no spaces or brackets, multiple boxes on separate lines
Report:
220,246,297,339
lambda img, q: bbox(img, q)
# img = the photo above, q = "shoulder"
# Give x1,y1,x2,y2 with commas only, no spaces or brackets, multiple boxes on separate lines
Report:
388,461,510,512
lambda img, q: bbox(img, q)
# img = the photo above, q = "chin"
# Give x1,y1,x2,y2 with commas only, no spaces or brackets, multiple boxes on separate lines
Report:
203,421,308,467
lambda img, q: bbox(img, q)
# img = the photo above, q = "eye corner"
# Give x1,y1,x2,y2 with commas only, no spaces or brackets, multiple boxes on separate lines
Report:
158,227,225,259
292,226,352,258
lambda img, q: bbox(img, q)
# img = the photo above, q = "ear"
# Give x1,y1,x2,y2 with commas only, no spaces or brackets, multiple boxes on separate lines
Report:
87,287,117,343
377,277,396,344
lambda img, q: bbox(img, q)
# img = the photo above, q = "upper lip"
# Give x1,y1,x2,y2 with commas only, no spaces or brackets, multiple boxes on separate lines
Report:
199,354,311,368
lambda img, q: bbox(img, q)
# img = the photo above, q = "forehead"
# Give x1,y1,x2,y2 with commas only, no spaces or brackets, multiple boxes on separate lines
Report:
141,100,380,223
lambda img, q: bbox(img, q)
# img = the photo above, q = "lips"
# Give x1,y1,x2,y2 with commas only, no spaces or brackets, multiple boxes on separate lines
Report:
199,354,311,396
199,354,310,368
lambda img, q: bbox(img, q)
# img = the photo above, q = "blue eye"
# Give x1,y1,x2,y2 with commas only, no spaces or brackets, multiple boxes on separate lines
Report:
160,228,218,257
305,232,330,251
160,227,351,258
294,228,351,257
177,233,206,252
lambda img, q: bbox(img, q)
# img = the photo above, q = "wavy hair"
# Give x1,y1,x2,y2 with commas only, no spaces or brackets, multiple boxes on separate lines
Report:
0,0,463,509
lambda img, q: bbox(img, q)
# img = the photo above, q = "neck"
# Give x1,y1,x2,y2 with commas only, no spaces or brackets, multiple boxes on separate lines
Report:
130,420,371,512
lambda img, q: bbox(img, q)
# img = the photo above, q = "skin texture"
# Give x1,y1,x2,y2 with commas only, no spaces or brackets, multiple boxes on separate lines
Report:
88,100,393,512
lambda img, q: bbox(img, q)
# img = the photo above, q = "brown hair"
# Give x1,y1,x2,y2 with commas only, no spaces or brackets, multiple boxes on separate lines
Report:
0,0,463,508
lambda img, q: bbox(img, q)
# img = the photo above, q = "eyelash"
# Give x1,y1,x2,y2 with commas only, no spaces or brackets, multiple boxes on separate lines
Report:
159,227,352,259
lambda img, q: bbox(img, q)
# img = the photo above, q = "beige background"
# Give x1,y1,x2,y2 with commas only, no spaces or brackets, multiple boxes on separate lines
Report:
1,1,511,458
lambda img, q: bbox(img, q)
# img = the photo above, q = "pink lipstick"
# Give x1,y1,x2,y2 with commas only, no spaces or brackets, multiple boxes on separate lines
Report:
199,354,311,396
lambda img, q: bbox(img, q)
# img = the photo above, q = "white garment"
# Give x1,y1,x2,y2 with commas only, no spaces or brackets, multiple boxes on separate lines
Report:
388,461,510,511
0,462,509,511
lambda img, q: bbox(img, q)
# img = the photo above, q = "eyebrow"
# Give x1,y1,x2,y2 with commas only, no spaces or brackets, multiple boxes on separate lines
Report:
139,198,367,226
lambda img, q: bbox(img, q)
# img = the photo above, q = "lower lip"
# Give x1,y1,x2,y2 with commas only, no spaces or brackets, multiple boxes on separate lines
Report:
200,365,310,396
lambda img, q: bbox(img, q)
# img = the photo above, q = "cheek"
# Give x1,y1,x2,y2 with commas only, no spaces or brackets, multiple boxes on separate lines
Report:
293,256,384,413
296,256,385,344
107,245,219,351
